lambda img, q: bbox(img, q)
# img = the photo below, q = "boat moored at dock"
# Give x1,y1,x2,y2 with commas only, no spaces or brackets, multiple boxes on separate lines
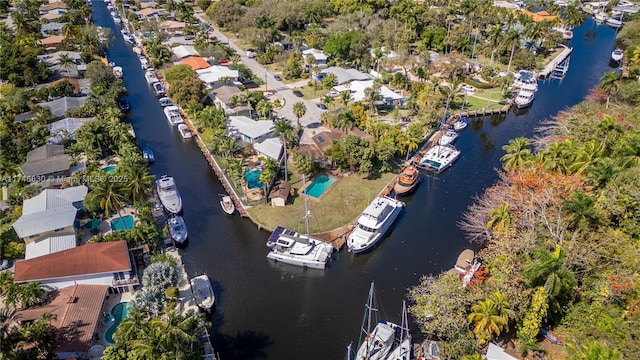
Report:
190,274,215,312
164,105,184,126
266,226,334,269
178,124,192,139
393,165,420,196
514,89,535,109
352,282,398,360
219,194,235,215
347,196,404,254
438,130,458,146
156,175,183,214
610,48,624,66
416,145,461,173
168,215,188,244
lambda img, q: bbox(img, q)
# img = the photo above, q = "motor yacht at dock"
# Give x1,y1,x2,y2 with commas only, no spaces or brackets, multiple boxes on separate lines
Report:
164,105,184,126
156,175,182,214
393,165,420,196
347,196,404,254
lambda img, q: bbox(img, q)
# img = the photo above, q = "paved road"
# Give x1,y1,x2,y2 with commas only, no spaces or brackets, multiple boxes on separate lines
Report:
195,14,326,144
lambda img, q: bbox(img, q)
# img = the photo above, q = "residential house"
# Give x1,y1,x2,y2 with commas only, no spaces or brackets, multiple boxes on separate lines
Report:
210,84,251,116
159,20,186,34
296,129,373,167
333,79,403,105
39,1,68,14
12,185,87,259
14,284,109,360
227,116,274,144
171,44,200,59
38,51,84,77
139,1,158,9
486,343,518,360
41,22,66,36
13,240,138,292
314,66,371,84
39,95,88,118
302,48,329,68
269,181,290,207
180,56,210,71
253,136,283,161
197,65,239,88
37,35,65,50
137,7,160,20
20,144,71,183
48,117,94,144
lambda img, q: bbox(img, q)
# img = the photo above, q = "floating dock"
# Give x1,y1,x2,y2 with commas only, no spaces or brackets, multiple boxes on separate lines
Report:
538,45,573,79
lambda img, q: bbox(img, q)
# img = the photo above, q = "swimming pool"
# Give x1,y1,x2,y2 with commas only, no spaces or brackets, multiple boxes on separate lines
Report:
110,215,135,231
244,169,263,189
303,175,337,199
105,301,131,344
102,165,117,174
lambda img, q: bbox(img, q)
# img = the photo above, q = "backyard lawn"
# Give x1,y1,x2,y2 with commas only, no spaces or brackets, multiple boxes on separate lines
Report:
247,172,396,233
464,88,510,111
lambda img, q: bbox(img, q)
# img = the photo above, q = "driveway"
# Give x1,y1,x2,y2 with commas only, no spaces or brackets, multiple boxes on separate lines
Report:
195,14,326,144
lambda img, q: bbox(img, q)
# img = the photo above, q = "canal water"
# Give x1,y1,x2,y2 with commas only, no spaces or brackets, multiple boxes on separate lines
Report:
92,3,616,358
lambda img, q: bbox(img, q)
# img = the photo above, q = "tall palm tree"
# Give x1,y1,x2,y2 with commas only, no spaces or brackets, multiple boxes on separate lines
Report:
364,84,381,114
468,291,511,342
562,191,605,230
599,71,620,109
336,109,357,135
438,76,464,124
486,203,511,233
121,160,154,205
292,101,306,127
487,25,504,65
85,177,127,218
58,53,75,78
524,245,577,315
501,137,532,171
504,29,522,73
273,118,294,182
339,90,351,108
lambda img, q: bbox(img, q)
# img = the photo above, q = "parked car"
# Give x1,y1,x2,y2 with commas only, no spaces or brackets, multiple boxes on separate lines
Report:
274,75,282,81
293,90,303,97
0,259,9,270
317,103,328,110
328,91,339,97
462,84,476,93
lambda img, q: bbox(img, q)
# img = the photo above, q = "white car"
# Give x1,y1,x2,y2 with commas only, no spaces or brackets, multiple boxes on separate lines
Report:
0,259,9,270
462,84,476,93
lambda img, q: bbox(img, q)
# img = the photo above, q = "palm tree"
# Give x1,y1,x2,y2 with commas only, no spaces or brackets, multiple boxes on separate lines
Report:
567,141,604,175
566,340,622,360
397,130,420,161
438,76,464,124
487,24,504,65
501,137,532,171
255,99,273,120
273,118,294,182
486,203,512,233
562,191,605,230
218,136,238,158
121,160,154,205
339,90,351,108
467,291,511,343
336,109,357,135
292,101,306,127
524,245,577,315
503,29,522,73
364,84,381,114
321,94,335,109
599,71,620,109
58,53,75,78
85,177,127,218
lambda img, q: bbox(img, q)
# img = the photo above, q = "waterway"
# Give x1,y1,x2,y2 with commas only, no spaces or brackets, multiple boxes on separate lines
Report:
92,4,616,358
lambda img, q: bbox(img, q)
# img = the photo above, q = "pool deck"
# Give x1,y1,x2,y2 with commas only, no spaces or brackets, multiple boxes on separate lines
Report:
94,292,134,348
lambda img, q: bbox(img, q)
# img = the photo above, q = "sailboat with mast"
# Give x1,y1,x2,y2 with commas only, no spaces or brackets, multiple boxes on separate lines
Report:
353,282,398,360
265,175,334,269
384,301,412,360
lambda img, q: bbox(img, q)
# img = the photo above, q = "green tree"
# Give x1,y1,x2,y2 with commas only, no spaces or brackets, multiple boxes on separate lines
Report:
467,291,512,343
599,71,620,109
292,101,306,127
486,203,512,233
255,99,273,120
566,340,622,360
274,118,294,182
501,137,532,171
163,64,195,84
85,176,127,218
167,77,205,107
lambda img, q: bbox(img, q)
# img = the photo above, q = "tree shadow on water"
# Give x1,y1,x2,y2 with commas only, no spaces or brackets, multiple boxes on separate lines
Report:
212,330,273,360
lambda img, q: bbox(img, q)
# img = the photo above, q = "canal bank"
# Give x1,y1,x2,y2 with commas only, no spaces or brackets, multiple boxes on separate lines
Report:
92,2,616,357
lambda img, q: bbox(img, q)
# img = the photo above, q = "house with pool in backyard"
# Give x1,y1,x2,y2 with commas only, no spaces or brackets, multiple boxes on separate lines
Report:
11,240,142,359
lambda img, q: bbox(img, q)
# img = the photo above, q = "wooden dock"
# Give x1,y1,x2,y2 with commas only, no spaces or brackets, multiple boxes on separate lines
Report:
457,99,513,118
538,45,573,79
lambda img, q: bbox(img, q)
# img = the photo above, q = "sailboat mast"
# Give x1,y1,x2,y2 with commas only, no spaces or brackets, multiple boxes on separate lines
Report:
302,174,310,237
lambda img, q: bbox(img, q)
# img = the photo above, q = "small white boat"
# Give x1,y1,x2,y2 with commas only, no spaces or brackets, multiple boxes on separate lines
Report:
266,226,334,269
347,196,405,254
142,148,154,164
513,72,538,91
219,194,235,215
417,145,461,173
168,215,188,244
159,97,174,107
112,66,123,78
144,69,159,84
164,106,184,126
611,48,624,64
156,175,182,214
594,12,608,22
438,130,458,146
151,82,165,96
453,116,468,131
178,124,192,139
190,274,215,312
514,89,535,109
606,17,623,28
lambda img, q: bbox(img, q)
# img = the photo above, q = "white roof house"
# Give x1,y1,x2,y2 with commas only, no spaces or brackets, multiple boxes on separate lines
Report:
303,48,329,65
197,66,239,87
486,343,518,360
227,116,274,144
13,186,87,259
48,117,94,144
333,80,403,104
39,96,88,118
318,66,371,84
253,137,283,161
171,45,199,59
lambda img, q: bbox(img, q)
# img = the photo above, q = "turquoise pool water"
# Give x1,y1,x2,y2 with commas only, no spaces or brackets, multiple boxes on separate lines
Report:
105,302,131,344
244,169,263,189
303,175,337,199
102,165,117,174
110,215,134,231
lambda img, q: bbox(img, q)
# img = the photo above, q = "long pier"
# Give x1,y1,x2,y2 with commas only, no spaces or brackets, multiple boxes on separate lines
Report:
538,45,573,79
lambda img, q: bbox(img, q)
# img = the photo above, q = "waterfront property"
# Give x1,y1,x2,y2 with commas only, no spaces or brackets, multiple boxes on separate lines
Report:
303,175,337,199
104,301,131,344
244,168,263,189
110,215,135,231
102,165,117,174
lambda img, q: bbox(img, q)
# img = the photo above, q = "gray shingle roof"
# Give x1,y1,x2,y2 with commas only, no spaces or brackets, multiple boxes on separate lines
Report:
39,96,87,118
20,144,71,177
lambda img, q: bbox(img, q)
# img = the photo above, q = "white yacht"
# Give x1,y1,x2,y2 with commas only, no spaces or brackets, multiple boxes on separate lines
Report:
144,69,159,84
347,196,404,254
438,130,458,146
353,282,398,360
514,89,535,109
156,175,183,214
168,216,188,244
190,274,215,312
611,48,624,65
266,226,334,269
112,66,123,78
606,17,623,28
178,124,192,139
151,82,165,96
417,145,460,173
164,106,184,126
453,116,468,131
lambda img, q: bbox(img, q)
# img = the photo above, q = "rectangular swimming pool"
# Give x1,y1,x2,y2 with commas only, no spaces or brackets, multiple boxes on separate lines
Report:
303,175,337,199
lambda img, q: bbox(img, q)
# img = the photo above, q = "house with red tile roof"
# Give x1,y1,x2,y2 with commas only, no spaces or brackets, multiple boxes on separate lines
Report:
181,56,210,71
14,284,109,360
13,240,137,292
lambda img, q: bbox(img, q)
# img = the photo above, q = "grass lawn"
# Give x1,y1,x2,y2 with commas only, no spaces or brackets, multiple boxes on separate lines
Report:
295,84,326,100
247,172,396,233
464,88,510,111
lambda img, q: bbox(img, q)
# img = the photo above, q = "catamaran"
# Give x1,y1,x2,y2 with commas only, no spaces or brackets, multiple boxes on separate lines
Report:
352,282,398,360
417,145,460,173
